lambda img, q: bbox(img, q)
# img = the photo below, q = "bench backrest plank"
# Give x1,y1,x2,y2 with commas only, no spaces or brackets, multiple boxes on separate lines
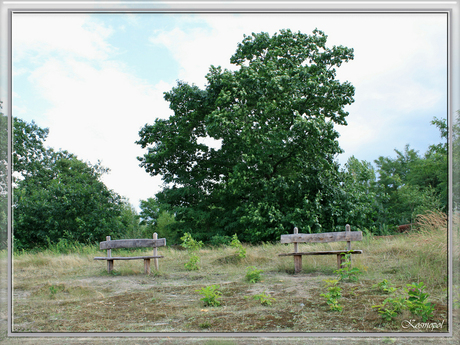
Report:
280,231,362,244
100,238,166,250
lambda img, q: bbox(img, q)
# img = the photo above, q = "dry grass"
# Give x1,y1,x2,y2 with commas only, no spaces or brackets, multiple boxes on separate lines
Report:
7,214,452,337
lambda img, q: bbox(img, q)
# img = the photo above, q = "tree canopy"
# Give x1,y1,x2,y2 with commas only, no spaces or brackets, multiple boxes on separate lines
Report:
13,118,127,250
137,29,355,242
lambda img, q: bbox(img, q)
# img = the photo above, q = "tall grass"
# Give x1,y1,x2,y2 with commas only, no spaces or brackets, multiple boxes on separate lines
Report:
365,210,448,289
12,210,448,288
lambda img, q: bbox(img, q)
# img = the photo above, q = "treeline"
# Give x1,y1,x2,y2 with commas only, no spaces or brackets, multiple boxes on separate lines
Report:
1,113,448,251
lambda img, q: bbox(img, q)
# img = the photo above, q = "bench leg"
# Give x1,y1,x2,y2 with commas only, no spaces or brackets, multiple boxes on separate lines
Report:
144,259,151,275
337,254,346,270
107,259,114,273
294,254,302,274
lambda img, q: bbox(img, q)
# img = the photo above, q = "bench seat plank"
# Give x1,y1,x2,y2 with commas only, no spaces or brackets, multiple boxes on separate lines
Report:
278,250,363,257
100,238,166,250
94,256,164,260
281,231,362,244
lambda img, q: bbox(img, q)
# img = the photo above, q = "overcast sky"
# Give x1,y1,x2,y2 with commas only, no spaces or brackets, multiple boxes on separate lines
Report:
11,11,448,210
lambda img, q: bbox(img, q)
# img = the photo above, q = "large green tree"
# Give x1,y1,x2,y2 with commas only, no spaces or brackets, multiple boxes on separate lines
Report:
137,29,355,242
13,118,126,250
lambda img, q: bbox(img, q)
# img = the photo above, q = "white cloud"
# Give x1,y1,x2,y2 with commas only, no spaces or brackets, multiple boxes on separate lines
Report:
13,13,175,208
25,56,173,207
13,13,114,61
150,25,239,88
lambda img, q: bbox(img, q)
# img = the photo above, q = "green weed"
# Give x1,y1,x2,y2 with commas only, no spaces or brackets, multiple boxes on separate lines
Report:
245,266,263,283
404,282,435,322
196,285,222,307
248,292,276,306
181,232,203,270
335,253,364,282
372,281,435,322
230,234,246,258
372,296,406,321
320,279,343,312
184,253,200,271
373,279,398,294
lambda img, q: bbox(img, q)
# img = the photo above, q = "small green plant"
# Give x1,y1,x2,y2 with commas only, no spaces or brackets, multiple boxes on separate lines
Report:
184,253,200,271
372,281,435,322
320,279,343,312
404,282,434,322
49,285,58,295
373,279,398,294
372,296,406,321
181,232,203,271
323,279,339,287
230,234,246,258
196,285,222,307
245,266,263,283
199,321,211,329
181,232,203,251
250,292,276,306
48,284,66,299
334,253,364,282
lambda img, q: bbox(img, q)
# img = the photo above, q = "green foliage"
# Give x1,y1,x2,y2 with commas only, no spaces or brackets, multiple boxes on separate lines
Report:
199,321,211,329
181,232,203,251
372,296,406,321
245,266,263,283
12,117,50,178
230,234,246,258
184,253,200,271
48,284,66,298
373,117,447,230
181,232,203,270
372,281,435,322
340,157,378,229
320,279,343,312
404,282,435,322
155,210,178,244
136,29,355,243
250,292,276,306
196,285,222,307
139,197,178,244
13,120,126,250
209,234,232,247
119,200,143,239
373,279,398,294
334,253,364,282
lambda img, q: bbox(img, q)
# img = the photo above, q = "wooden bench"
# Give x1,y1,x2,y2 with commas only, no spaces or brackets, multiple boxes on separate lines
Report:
94,233,166,274
278,224,363,274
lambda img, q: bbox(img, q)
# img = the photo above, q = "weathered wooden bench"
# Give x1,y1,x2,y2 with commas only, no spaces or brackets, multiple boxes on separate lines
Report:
278,225,363,274
94,233,166,274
